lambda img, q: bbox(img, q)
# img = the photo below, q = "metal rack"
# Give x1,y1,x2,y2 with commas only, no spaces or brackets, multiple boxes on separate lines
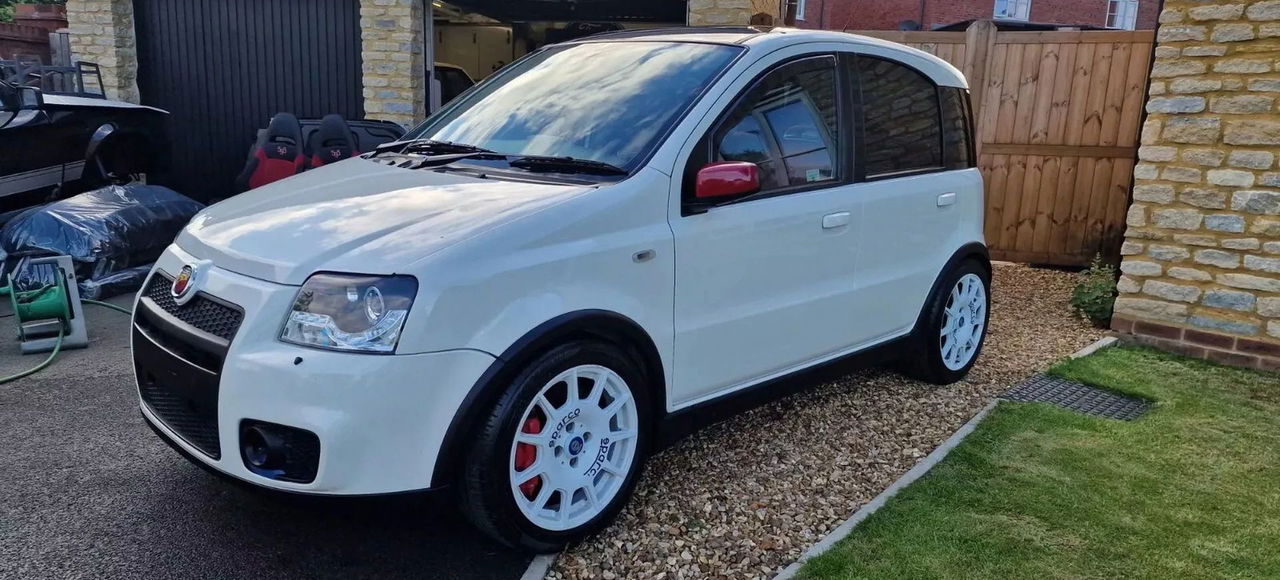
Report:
0,59,105,98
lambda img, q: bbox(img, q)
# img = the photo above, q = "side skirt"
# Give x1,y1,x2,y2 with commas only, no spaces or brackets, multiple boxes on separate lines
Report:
0,161,82,198
654,335,910,450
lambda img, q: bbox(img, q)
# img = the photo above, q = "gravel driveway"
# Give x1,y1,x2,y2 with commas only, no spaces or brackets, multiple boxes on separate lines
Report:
550,263,1103,580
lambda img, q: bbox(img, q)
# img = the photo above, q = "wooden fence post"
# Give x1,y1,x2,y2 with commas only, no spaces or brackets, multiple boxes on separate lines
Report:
963,20,997,157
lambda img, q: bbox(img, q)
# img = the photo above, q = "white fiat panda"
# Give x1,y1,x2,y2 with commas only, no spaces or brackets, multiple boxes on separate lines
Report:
132,27,988,551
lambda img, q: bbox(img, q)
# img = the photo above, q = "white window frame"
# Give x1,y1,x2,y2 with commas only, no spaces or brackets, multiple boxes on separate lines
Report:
1106,0,1139,30
795,0,807,21
993,0,1031,21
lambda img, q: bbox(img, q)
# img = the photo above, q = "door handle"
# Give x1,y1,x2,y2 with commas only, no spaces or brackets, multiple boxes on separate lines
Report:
822,211,851,229
937,192,957,207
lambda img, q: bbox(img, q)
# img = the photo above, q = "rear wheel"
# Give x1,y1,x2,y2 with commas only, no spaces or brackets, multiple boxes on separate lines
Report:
901,260,990,384
459,341,649,552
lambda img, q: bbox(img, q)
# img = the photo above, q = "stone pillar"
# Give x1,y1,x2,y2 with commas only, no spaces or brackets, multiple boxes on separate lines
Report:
1113,0,1280,370
360,0,426,127
65,0,139,103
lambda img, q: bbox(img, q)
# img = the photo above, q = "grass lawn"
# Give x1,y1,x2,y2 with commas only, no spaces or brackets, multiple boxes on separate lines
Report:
800,346,1280,579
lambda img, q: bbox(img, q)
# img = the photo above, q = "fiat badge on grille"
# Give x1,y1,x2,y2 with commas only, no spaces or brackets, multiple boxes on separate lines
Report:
170,261,210,306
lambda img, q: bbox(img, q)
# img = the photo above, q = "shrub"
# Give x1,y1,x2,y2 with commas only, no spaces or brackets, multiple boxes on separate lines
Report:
1071,255,1118,328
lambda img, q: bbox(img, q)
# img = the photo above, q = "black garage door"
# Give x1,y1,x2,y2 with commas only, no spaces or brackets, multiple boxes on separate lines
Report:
134,0,363,201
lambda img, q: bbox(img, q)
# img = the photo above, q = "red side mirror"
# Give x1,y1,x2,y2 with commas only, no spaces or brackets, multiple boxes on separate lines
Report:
695,161,760,199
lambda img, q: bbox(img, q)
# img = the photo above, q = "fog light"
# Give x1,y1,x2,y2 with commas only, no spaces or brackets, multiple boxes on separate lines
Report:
241,424,285,470
239,420,320,483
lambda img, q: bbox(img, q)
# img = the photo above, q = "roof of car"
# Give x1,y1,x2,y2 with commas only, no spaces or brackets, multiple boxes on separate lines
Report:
580,26,764,44
575,27,968,89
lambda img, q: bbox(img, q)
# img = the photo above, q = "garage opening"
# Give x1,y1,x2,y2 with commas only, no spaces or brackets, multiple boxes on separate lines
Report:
133,0,363,202
131,0,688,202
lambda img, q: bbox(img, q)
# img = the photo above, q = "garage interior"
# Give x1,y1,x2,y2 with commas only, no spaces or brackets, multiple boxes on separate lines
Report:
432,0,686,85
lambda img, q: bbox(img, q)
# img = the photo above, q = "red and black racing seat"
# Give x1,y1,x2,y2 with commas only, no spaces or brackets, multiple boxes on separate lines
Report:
306,114,359,169
235,112,305,191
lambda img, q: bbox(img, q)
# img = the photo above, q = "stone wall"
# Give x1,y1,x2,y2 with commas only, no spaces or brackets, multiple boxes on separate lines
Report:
359,0,425,126
1114,0,1280,370
65,0,138,103
688,0,755,26
860,57,943,174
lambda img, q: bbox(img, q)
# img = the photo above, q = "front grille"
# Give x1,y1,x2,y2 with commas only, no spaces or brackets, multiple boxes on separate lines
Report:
134,270,245,461
134,323,223,459
139,374,222,458
144,273,244,342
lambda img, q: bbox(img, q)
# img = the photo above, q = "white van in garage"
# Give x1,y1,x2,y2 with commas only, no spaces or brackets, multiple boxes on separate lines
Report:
132,27,987,551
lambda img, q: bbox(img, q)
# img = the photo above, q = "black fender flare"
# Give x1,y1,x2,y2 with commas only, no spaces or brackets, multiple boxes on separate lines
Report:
84,122,118,179
430,309,667,489
908,242,991,337
84,122,161,182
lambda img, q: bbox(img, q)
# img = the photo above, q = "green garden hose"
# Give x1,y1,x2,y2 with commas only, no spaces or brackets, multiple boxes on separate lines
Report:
0,328,63,385
0,299,133,385
82,299,134,316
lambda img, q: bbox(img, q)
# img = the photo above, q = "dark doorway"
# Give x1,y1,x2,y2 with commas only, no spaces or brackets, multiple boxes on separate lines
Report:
133,0,363,202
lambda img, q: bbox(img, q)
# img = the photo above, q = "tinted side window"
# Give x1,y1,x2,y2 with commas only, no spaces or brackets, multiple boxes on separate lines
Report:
713,56,840,193
941,88,975,170
857,56,943,176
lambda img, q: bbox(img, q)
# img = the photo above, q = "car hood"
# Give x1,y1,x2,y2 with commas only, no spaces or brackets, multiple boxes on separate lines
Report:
176,158,593,285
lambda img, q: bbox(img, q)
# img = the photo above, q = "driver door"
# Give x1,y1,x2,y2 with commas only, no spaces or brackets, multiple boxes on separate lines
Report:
669,53,864,406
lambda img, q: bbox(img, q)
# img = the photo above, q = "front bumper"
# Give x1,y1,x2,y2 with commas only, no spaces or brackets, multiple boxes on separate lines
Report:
134,245,495,495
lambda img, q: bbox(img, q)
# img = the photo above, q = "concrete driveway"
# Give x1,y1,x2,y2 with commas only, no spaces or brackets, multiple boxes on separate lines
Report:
0,293,530,579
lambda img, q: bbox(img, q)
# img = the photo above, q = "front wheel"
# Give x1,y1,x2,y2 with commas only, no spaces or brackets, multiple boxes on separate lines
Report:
901,260,991,384
459,341,649,552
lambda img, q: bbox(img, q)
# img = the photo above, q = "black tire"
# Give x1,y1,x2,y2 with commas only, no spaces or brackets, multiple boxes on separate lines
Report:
458,340,650,552
900,259,991,385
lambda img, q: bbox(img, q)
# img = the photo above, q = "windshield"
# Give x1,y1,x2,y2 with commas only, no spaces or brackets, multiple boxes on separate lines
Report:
403,41,742,171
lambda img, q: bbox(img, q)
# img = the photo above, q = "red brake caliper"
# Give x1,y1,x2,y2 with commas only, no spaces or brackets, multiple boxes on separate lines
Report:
515,416,543,499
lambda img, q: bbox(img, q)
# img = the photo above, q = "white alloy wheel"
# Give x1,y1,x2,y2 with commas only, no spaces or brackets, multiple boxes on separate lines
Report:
939,273,987,371
508,364,640,531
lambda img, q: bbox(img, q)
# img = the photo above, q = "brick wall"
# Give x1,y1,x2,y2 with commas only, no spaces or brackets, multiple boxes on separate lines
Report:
66,0,138,102
14,3,68,33
1027,0,1160,29
1113,0,1280,371
0,22,50,62
795,0,1159,30
794,0,920,29
359,0,425,126
4,5,67,64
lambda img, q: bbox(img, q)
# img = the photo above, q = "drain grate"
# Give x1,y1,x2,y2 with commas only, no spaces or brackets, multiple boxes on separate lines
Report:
1002,374,1150,421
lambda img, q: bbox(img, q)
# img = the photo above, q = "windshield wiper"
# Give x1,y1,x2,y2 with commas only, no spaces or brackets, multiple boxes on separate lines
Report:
373,138,496,155
506,155,629,176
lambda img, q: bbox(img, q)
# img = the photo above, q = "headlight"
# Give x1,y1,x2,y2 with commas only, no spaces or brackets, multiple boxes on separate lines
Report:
280,273,418,353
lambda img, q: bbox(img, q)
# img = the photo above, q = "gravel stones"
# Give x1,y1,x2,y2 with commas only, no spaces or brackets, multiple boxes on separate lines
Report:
547,264,1103,580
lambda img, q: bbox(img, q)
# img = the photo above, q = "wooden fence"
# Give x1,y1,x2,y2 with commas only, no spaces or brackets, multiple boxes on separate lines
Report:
852,22,1155,267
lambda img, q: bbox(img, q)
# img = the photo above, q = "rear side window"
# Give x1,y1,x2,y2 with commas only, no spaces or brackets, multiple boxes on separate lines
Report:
857,56,943,177
713,56,840,192
941,87,975,170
